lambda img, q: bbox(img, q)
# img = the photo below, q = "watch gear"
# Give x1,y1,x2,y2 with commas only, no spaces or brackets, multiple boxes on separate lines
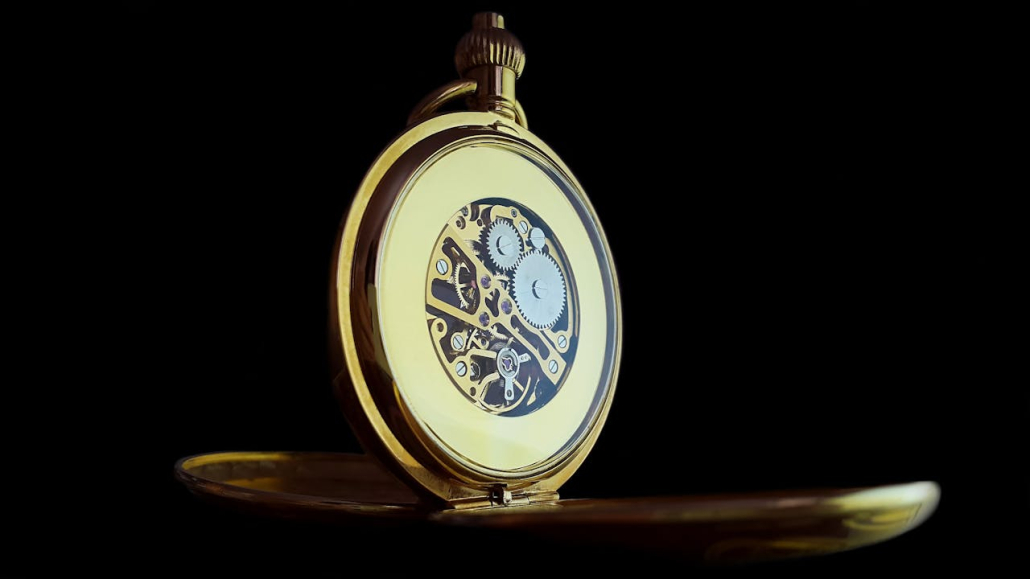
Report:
512,250,566,329
483,219,522,271
449,259,478,311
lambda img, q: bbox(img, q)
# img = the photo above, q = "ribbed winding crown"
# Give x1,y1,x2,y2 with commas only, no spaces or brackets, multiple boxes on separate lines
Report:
455,12,526,78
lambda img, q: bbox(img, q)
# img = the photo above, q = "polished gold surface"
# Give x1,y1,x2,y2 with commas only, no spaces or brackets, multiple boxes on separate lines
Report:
408,79,528,128
407,12,530,128
434,481,941,563
175,452,420,521
407,79,476,127
455,12,524,122
331,112,620,506
177,452,939,563
455,13,525,78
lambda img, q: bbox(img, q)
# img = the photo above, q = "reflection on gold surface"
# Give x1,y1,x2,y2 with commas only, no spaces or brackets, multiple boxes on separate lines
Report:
705,537,853,563
431,480,940,563
177,453,939,561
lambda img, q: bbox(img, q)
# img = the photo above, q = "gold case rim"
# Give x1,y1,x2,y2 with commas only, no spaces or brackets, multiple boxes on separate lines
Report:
329,111,622,505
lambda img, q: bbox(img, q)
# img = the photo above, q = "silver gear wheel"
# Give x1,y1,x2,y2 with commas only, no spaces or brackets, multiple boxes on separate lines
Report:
483,219,522,271
512,251,566,328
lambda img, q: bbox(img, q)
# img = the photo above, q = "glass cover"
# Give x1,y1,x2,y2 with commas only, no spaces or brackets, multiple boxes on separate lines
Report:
373,135,617,474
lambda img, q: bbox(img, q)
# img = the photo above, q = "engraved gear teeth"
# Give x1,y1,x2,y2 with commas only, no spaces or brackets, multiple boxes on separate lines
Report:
450,260,476,311
512,251,566,328
483,219,522,271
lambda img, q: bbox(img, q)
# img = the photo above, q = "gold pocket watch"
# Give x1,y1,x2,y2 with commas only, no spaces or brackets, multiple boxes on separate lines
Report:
176,12,938,563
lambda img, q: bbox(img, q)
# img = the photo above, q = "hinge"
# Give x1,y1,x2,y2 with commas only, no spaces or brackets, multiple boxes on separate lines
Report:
448,485,559,510
490,484,522,506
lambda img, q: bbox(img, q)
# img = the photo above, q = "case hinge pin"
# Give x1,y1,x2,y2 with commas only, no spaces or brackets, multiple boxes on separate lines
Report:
491,484,514,506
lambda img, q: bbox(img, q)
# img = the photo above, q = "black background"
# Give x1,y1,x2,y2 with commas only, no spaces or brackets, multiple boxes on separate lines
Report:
11,2,1025,576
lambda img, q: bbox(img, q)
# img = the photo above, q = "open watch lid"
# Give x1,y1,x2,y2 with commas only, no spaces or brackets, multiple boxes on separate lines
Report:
176,13,938,563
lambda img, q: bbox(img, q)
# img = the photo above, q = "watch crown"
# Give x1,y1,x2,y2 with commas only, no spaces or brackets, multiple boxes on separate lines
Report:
455,12,526,79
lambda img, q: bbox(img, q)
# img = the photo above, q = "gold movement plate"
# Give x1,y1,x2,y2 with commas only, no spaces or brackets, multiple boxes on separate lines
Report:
176,451,938,563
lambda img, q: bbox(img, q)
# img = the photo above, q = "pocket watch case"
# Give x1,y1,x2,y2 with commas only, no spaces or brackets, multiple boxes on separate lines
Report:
176,13,939,563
